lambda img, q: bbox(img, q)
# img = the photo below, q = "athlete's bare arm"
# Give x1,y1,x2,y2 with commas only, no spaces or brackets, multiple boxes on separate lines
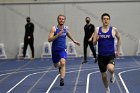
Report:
66,26,80,46
113,27,121,56
93,27,99,45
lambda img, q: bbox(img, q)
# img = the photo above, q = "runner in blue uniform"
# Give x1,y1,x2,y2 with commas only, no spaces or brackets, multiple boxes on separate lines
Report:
93,13,121,93
48,14,80,86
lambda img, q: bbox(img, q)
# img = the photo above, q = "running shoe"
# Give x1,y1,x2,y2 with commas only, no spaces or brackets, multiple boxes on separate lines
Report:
60,78,64,86
106,87,110,93
110,73,116,83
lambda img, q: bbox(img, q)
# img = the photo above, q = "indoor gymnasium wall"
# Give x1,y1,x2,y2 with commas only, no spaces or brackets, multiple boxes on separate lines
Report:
0,0,140,58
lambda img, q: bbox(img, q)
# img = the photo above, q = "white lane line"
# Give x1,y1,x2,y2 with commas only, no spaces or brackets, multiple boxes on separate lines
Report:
6,67,54,93
26,67,53,93
132,57,140,66
46,67,91,93
45,74,60,93
73,63,83,93
0,68,50,77
6,65,140,93
0,67,47,73
115,74,124,93
86,66,140,93
7,67,92,93
27,68,82,93
86,71,100,93
45,68,95,93
0,62,30,84
0,67,79,77
118,68,140,93
1,65,139,77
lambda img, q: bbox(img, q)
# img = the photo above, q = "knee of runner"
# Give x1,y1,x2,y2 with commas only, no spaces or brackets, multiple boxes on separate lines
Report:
61,61,65,66
108,68,114,73
60,58,66,66
107,64,114,73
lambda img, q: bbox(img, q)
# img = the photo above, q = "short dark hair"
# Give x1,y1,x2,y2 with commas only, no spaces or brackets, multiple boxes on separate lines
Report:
57,14,66,20
101,13,110,20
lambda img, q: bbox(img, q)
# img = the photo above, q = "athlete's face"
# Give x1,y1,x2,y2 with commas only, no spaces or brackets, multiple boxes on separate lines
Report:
102,16,110,26
58,16,65,26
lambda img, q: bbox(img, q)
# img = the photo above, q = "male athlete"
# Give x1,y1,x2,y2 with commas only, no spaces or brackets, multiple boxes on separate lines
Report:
93,13,121,93
48,14,80,86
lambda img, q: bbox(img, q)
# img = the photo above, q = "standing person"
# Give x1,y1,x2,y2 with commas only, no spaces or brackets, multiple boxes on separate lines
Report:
93,13,121,93
48,14,80,86
82,17,97,64
22,17,35,60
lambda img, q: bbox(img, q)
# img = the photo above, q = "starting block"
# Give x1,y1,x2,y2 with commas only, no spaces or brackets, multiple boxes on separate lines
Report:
67,42,77,57
0,43,7,59
41,42,52,58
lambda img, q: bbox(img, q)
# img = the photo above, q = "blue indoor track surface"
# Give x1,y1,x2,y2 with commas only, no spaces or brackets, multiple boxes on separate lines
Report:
0,56,140,93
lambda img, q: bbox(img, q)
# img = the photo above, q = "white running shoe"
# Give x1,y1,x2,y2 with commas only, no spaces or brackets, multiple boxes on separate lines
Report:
110,73,116,83
106,87,110,93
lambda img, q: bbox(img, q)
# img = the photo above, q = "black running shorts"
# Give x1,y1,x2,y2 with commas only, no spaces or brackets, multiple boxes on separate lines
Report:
98,55,115,72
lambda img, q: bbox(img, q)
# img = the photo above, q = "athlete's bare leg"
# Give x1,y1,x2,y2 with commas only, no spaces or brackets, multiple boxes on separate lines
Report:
54,58,66,86
101,72,110,93
59,58,66,78
107,64,115,83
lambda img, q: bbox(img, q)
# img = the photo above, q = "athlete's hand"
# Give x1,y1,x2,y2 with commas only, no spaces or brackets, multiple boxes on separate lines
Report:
57,29,64,37
74,41,80,46
96,35,99,41
115,51,121,57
